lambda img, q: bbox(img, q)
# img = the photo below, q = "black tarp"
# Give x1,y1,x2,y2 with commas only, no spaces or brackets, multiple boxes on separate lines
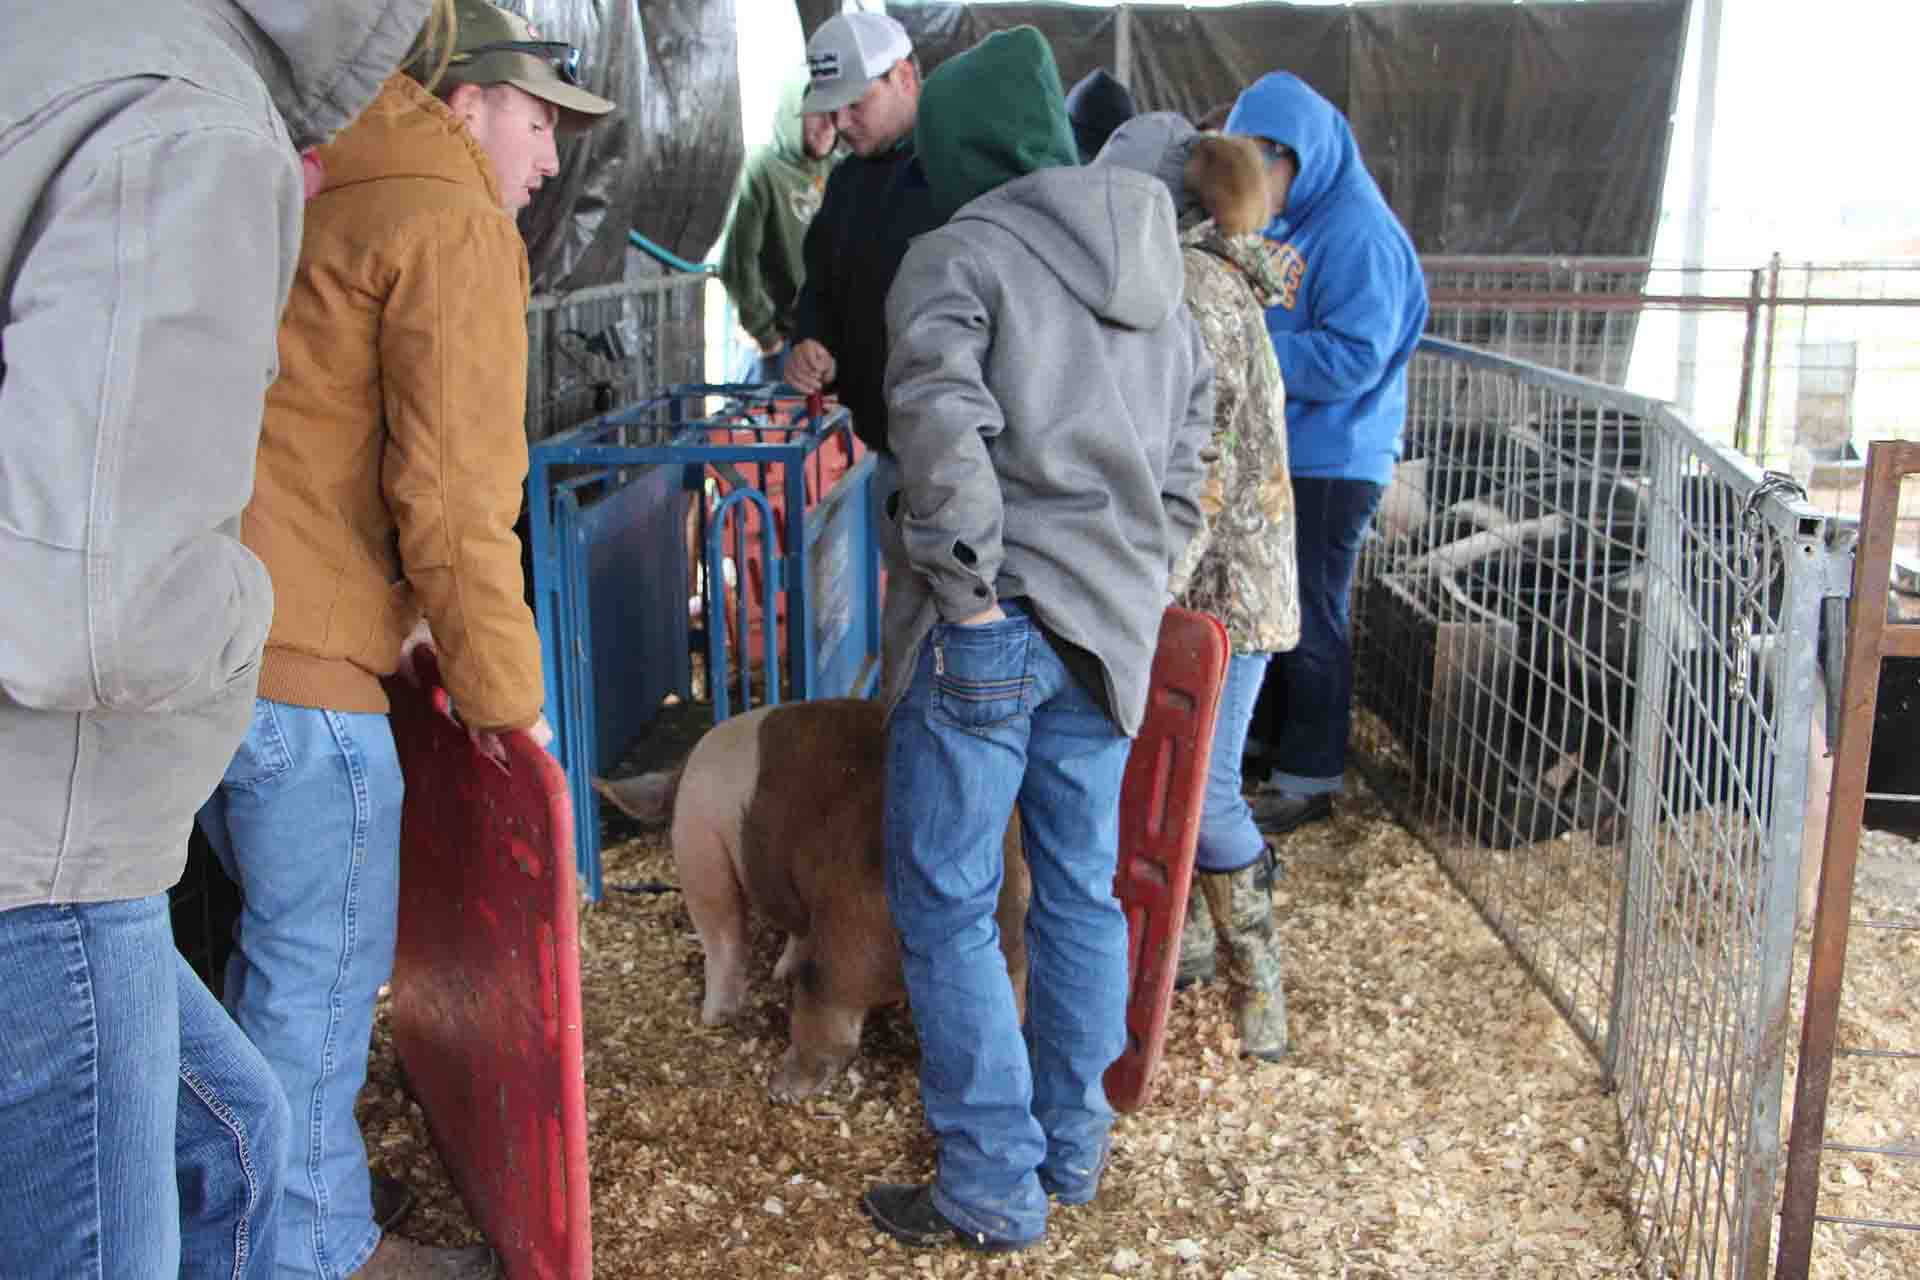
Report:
885,1,1690,256
517,0,742,290
796,0,847,37
525,1,1687,285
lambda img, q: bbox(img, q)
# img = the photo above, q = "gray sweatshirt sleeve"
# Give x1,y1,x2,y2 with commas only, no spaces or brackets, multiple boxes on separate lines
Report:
1162,308,1215,581
0,109,298,712
883,237,1008,620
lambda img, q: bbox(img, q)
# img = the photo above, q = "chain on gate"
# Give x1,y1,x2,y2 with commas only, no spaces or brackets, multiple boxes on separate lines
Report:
1730,471,1809,698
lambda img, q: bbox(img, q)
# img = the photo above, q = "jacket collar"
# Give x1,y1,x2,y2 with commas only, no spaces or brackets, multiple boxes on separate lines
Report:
1182,219,1285,308
310,73,505,210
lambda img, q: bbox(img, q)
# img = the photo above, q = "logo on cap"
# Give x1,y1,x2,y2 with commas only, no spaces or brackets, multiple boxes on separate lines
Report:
809,50,842,83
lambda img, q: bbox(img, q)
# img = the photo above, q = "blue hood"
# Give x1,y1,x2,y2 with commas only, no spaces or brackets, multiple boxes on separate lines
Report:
1224,71,1363,237
1223,71,1428,486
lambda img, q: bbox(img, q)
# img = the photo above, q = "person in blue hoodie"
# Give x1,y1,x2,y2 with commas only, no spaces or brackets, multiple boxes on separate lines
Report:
865,26,1212,1255
1225,72,1428,835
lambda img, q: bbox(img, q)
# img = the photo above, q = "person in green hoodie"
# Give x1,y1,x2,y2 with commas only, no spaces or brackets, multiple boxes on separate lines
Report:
718,69,839,383
864,25,1212,1255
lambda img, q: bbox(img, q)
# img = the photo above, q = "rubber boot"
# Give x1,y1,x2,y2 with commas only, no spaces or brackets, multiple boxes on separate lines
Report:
1196,855,1289,1061
1175,884,1215,989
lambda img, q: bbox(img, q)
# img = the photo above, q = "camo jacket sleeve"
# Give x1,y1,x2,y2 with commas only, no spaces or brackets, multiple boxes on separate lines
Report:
1171,233,1301,655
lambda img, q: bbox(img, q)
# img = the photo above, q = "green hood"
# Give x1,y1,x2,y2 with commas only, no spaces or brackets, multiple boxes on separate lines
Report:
768,67,814,166
914,26,1078,222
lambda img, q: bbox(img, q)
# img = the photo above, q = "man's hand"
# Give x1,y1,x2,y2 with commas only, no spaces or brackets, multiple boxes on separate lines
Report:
957,604,1007,627
468,713,555,771
395,617,435,686
527,713,555,750
785,339,836,394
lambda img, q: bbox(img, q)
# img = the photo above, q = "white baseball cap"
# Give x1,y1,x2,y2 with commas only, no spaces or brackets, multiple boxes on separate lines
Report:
801,13,913,115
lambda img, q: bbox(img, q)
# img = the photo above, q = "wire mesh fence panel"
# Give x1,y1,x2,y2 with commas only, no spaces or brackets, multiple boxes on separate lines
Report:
1421,257,1920,540
1358,339,1840,1279
525,273,708,442
1742,263,1920,544
1422,256,1657,387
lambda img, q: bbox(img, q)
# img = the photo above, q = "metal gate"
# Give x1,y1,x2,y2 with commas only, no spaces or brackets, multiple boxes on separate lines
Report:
1357,338,1847,1278
1776,440,1920,1278
526,388,881,900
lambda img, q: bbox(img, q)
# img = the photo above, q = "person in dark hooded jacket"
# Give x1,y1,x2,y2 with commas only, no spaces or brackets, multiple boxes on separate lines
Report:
1063,66,1137,163
784,12,939,453
862,25,1212,1255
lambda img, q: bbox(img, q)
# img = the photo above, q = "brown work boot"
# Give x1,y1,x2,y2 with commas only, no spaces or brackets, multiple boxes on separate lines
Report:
1196,855,1289,1061
354,1235,499,1279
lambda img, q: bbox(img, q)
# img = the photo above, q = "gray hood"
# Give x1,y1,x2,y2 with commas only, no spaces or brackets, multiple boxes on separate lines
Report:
230,0,432,148
952,164,1185,332
1093,111,1204,222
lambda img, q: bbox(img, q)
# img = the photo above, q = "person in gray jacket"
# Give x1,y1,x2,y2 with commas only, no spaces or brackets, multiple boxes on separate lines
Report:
0,1,429,1276
862,26,1213,1254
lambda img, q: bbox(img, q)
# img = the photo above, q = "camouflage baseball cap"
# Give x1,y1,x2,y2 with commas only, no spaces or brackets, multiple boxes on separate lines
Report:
430,0,615,123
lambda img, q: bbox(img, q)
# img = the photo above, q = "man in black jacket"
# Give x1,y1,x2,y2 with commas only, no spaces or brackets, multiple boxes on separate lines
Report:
784,12,941,455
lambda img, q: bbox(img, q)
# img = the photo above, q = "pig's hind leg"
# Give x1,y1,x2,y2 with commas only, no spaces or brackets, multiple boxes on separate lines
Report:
675,812,752,1026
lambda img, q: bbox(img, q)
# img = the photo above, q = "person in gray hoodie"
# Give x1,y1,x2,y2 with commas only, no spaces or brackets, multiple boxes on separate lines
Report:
863,26,1213,1254
0,1,429,1275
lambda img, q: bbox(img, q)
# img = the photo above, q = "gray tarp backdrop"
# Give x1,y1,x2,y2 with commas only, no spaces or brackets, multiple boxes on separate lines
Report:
518,0,742,290
527,1,1687,286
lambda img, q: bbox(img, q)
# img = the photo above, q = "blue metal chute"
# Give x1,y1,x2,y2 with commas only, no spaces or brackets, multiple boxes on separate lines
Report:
527,385,878,899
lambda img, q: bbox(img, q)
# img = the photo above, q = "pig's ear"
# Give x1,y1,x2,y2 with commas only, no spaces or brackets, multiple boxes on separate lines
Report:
592,772,676,825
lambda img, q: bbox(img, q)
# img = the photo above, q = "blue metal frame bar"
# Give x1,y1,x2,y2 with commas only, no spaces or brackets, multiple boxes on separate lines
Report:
526,384,867,900
705,487,781,721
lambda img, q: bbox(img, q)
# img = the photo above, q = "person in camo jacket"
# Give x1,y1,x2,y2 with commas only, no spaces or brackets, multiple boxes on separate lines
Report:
1098,111,1300,1063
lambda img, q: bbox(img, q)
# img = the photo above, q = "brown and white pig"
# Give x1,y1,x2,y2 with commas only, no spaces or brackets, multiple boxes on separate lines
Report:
594,697,1029,1099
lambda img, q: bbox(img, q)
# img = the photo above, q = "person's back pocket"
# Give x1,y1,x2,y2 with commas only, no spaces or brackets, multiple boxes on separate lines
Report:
931,617,1034,732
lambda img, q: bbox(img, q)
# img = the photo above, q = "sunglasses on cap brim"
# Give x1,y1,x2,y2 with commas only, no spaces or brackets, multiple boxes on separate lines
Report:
453,39,582,87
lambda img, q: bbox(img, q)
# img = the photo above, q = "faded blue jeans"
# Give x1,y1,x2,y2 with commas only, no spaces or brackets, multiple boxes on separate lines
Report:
0,893,289,1278
198,700,403,1279
1195,651,1273,874
884,604,1131,1246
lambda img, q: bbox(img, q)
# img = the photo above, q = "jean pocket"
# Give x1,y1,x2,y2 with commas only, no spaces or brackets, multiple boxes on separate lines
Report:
220,700,294,789
931,618,1033,732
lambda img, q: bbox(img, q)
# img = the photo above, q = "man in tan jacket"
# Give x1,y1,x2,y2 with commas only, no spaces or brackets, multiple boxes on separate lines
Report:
194,3,612,1276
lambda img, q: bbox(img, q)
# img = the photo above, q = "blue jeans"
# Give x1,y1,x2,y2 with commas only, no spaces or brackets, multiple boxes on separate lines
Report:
198,701,403,1279
1196,652,1272,873
1258,477,1384,795
884,605,1131,1245
732,342,789,386
0,894,289,1279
